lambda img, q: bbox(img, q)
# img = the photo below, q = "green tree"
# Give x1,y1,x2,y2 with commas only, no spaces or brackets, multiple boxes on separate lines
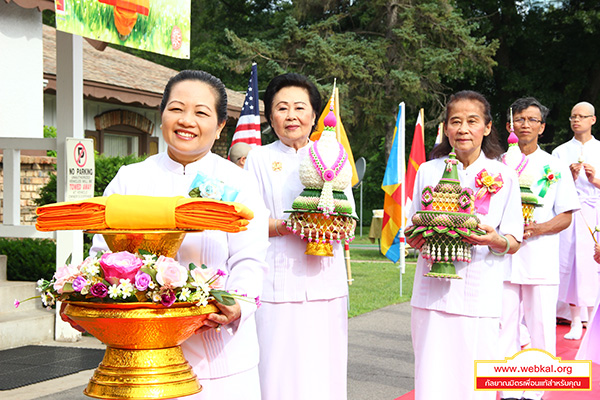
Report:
453,0,600,150
224,0,499,220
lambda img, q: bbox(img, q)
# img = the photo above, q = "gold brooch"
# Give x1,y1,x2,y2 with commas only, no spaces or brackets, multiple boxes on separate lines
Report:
272,161,282,172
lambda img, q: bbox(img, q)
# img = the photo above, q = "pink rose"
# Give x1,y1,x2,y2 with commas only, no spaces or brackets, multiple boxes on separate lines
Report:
135,271,152,291
100,251,143,285
155,256,189,288
53,263,80,293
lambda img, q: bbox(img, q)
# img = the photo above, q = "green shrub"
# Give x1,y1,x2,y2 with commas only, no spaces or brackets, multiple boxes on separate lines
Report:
35,171,57,207
94,153,147,197
0,238,56,281
43,126,57,157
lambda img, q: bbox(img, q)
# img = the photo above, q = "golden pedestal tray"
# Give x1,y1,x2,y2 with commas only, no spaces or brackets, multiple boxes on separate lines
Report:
68,230,214,399
88,230,189,258
286,212,355,257
65,301,218,399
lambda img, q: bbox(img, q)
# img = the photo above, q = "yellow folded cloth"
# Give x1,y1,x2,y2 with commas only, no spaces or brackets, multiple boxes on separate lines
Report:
36,194,253,232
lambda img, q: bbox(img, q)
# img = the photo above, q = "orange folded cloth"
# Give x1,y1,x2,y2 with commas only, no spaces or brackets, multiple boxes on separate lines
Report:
36,194,253,233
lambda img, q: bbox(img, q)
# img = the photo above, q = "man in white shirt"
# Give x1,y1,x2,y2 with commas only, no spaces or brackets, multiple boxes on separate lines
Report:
552,101,600,340
499,97,580,400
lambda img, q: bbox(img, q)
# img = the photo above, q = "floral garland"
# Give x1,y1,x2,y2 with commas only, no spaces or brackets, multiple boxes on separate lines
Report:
308,141,349,216
474,169,504,215
501,152,529,177
309,142,348,182
15,251,258,309
537,165,560,198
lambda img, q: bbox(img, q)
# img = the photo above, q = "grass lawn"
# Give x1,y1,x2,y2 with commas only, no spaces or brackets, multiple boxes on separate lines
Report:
347,237,417,318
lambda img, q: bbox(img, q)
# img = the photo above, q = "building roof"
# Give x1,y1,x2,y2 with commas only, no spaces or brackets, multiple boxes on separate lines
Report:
4,0,55,12
42,24,258,118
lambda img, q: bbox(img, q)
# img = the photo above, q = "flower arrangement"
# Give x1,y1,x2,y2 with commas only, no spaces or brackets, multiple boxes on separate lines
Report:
188,172,239,201
475,169,503,195
474,169,504,214
16,250,258,309
537,165,561,198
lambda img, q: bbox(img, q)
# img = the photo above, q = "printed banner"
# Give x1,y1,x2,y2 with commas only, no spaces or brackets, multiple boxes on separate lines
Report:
55,0,190,59
475,348,592,391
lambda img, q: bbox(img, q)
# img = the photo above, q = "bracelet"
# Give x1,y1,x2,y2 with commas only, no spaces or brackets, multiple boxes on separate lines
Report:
274,220,283,236
488,234,510,256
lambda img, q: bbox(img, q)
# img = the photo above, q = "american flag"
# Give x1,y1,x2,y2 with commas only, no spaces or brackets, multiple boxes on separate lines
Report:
230,63,261,147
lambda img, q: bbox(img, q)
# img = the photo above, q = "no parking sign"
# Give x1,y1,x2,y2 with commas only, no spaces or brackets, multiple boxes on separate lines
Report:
66,138,95,201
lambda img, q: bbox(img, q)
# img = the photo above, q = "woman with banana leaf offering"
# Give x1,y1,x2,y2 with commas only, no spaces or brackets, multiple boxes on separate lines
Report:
66,70,269,399
405,90,523,400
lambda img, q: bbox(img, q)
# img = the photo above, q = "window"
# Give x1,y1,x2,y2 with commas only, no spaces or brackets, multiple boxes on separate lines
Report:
104,132,139,157
86,124,158,157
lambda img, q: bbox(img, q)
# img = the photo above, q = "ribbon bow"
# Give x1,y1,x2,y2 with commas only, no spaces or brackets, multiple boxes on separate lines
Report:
537,165,560,198
188,172,239,201
474,169,504,215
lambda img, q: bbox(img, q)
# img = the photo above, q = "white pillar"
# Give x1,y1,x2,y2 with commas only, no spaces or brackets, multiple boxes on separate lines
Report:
0,2,43,137
54,31,84,342
0,1,43,227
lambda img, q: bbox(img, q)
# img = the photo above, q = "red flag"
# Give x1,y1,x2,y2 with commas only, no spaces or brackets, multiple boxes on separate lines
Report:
405,109,426,205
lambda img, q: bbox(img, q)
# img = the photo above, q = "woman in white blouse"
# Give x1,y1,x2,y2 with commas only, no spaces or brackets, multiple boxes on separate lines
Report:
88,70,270,399
406,91,523,400
245,73,355,400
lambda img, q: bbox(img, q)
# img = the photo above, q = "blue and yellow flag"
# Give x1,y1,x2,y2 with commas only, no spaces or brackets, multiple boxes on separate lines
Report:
381,103,405,263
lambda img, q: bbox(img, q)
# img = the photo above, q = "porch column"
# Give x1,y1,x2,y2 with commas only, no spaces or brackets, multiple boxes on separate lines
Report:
55,30,84,342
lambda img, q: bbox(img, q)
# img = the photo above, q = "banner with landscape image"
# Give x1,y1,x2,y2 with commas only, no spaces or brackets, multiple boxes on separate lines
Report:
55,0,190,59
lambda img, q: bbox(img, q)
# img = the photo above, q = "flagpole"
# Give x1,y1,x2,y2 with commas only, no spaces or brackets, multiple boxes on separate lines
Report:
334,86,341,143
330,82,353,286
335,86,353,286
399,102,406,297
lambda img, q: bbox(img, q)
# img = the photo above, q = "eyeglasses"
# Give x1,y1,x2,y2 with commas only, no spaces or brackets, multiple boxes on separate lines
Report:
514,117,542,125
569,115,594,121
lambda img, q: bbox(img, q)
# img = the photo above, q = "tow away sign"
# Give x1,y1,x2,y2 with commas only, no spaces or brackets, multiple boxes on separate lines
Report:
66,138,95,201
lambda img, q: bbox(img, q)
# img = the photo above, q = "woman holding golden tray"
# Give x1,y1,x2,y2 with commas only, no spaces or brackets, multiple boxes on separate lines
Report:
35,70,270,400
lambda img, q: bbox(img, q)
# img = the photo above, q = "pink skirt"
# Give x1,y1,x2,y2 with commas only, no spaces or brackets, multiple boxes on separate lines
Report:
256,297,348,400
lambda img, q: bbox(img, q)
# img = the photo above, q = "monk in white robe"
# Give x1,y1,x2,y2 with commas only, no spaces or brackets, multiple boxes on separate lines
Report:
552,101,600,340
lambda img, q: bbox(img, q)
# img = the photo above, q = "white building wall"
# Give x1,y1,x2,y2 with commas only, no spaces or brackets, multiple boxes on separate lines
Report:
0,1,43,139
